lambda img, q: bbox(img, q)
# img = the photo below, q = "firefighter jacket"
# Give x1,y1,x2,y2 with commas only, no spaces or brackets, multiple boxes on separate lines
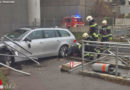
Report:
100,25,112,41
67,43,82,57
88,20,99,41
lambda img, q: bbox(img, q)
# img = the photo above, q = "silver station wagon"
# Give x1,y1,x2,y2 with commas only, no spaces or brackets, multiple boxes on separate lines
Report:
0,28,76,65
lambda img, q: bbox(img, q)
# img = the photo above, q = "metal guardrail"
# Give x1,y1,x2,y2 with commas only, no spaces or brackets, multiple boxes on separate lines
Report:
0,36,41,75
82,40,130,77
4,36,32,54
1,35,40,65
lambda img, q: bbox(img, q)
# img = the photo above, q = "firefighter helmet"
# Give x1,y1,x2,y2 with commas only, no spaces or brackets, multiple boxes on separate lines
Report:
86,16,93,22
102,20,107,25
82,33,89,38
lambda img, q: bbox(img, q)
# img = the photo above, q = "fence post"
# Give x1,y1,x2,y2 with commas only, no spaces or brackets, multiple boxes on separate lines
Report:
115,45,119,76
82,40,85,71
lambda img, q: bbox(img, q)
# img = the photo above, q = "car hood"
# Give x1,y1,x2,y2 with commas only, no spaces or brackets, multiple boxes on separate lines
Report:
0,41,15,48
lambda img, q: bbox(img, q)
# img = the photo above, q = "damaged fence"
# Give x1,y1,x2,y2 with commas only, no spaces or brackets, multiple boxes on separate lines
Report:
81,40,130,77
0,35,41,75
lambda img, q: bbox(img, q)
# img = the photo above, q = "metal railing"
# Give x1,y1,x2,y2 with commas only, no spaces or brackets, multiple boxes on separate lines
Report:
0,35,41,75
81,40,130,77
1,35,40,65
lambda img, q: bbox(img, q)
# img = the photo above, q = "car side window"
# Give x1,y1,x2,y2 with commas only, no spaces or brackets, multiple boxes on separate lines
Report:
27,30,44,40
58,30,70,37
44,30,59,38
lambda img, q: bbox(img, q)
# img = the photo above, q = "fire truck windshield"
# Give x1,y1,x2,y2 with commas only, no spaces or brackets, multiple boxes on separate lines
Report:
65,18,71,22
77,18,83,22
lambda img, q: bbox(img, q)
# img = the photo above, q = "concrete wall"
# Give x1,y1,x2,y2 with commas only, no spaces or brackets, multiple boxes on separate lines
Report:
0,0,96,35
0,0,28,35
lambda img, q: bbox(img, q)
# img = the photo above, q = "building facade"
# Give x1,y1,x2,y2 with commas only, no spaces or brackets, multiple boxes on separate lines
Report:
0,0,29,34
0,0,95,34
0,0,41,34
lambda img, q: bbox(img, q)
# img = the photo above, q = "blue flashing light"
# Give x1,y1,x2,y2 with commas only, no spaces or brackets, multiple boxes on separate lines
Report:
75,14,81,18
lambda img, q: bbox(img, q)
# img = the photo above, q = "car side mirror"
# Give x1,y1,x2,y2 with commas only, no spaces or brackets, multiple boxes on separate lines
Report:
24,38,32,42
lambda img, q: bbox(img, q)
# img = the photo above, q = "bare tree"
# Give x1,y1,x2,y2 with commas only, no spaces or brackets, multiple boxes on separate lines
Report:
91,0,113,17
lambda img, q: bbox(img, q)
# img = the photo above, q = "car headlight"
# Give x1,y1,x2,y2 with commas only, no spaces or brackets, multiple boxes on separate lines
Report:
14,51,19,56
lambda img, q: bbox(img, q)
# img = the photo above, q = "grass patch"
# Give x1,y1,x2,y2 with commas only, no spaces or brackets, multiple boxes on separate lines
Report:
72,32,84,41
0,72,7,86
0,72,8,90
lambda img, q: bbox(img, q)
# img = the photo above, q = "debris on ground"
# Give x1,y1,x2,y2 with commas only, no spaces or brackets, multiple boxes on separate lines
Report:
61,61,81,72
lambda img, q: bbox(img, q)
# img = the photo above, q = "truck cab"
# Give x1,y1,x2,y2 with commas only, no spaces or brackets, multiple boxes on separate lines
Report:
63,15,84,28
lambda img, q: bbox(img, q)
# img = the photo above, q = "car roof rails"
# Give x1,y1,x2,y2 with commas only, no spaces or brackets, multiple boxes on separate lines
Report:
23,26,41,29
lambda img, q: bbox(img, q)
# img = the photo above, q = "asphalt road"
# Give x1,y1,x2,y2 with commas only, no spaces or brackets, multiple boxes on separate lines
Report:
8,57,130,90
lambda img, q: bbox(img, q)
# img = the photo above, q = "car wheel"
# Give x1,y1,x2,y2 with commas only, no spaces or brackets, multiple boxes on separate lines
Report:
3,52,15,66
59,45,68,58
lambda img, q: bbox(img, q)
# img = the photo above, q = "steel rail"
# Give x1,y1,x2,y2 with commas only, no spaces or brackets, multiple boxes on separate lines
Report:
3,41,40,65
3,36,32,54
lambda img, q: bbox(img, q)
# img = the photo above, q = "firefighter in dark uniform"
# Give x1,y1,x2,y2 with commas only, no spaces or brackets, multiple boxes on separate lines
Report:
86,16,99,41
82,33,95,60
100,20,112,42
66,33,99,60
100,20,112,52
66,33,88,58
66,43,82,58
86,16,100,59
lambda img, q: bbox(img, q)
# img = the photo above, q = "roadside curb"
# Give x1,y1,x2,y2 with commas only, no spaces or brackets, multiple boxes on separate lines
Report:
79,70,130,86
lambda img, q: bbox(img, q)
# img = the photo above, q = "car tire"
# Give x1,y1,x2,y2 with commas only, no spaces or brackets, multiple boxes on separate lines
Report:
59,45,68,58
3,52,15,66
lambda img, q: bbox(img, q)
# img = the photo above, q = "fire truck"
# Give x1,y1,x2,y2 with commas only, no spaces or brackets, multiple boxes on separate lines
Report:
63,15,85,28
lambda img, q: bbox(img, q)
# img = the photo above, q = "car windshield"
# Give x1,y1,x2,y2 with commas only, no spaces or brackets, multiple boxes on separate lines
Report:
7,29,28,41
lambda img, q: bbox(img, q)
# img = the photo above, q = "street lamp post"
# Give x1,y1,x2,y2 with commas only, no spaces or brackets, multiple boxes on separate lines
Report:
112,4,117,27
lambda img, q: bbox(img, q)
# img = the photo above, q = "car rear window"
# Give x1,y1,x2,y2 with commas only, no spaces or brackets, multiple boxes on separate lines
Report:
58,30,70,37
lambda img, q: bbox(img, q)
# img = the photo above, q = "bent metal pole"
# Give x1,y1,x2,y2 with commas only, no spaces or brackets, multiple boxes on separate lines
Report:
0,63,31,76
3,36,32,54
3,41,40,65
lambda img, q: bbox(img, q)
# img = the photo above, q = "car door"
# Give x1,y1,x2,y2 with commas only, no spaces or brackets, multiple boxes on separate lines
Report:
42,30,60,56
22,30,45,57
